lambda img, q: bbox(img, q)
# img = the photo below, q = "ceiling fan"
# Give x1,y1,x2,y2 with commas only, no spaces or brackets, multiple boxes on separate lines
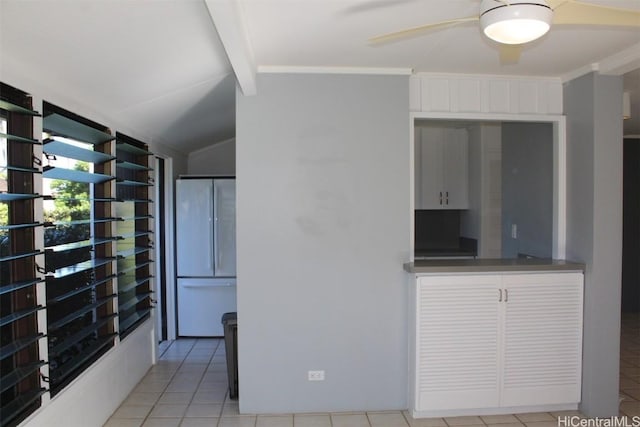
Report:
369,0,640,62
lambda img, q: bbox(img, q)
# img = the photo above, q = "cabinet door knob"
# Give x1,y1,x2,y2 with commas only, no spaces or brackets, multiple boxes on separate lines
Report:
499,289,503,302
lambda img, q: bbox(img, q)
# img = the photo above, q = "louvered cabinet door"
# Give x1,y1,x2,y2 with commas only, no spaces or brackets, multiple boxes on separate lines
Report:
500,273,584,407
416,275,501,411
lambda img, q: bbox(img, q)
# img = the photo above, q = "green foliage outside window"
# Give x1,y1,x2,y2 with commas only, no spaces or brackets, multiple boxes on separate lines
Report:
44,162,91,223
44,161,91,247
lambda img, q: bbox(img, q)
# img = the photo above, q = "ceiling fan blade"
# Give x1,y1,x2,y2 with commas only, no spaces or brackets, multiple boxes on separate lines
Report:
552,0,640,26
369,16,479,44
499,44,522,64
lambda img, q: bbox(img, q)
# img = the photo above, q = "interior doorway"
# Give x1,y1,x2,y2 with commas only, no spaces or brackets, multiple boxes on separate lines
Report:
154,156,168,342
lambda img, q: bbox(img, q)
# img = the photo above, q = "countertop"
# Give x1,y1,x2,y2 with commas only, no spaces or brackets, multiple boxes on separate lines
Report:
404,258,585,274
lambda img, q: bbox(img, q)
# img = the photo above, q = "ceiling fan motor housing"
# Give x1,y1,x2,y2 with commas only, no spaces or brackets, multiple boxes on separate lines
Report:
480,0,553,45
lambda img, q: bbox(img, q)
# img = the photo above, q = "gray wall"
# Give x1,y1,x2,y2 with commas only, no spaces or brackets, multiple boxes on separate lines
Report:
188,138,236,175
461,125,482,240
564,72,623,416
236,73,410,413
501,122,553,258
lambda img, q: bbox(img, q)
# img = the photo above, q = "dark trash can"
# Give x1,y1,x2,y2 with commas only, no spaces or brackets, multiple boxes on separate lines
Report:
221,312,238,399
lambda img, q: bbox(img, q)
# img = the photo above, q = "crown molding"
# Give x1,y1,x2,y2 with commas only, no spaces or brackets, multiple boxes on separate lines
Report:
258,65,413,75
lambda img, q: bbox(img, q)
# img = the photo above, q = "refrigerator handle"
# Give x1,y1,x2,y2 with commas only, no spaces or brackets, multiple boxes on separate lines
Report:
208,188,214,273
215,215,221,271
182,282,235,288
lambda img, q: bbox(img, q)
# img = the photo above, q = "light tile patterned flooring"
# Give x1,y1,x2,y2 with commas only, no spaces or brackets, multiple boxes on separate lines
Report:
105,313,640,427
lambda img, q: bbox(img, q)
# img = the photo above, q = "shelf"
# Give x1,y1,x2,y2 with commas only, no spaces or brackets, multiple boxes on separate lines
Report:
0,98,40,116
0,333,45,360
44,195,118,203
49,257,116,279
43,113,114,145
47,274,117,304
49,315,117,357
116,142,152,156
117,246,152,259
45,217,121,227
0,305,44,328
121,215,153,221
119,308,152,334
44,139,115,164
116,179,152,187
0,250,43,263
48,295,116,331
0,361,47,394
45,237,117,252
0,165,41,174
49,334,116,386
43,166,113,184
0,222,41,231
116,198,154,204
118,259,154,275
0,278,44,296
119,293,153,312
116,160,152,171
0,132,41,145
118,276,152,294
118,230,153,240
0,193,40,202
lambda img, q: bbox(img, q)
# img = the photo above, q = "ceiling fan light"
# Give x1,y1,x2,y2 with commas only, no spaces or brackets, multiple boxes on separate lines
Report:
480,1,553,45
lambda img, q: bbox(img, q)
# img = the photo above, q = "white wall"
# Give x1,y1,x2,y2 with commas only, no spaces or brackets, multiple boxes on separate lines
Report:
187,138,235,175
22,321,155,427
236,73,410,413
460,123,502,258
461,125,482,240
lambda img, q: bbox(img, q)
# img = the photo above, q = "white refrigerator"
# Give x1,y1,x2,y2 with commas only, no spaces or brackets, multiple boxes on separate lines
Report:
176,178,236,336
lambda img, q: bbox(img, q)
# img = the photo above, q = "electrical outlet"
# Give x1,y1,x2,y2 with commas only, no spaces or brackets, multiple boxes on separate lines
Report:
511,224,518,239
308,370,325,381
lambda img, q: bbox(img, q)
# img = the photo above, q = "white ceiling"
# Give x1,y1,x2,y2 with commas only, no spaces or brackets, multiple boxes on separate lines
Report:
1,0,639,153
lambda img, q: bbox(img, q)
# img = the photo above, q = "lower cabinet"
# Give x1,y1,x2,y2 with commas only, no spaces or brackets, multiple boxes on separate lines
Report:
411,272,583,416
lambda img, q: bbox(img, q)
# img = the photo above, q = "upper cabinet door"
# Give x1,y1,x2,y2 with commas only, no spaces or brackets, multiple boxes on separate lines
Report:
416,126,469,209
214,179,237,277
176,179,215,277
442,129,469,209
416,127,444,209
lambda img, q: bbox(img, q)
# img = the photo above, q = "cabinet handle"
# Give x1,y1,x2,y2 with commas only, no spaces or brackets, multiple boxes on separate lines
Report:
439,191,443,205
498,289,502,302
445,191,449,205
505,289,509,302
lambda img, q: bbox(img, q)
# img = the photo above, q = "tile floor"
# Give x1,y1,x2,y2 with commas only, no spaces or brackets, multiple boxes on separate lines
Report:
104,313,640,427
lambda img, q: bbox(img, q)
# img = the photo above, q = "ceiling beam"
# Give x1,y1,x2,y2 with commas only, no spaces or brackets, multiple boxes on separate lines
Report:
205,0,257,96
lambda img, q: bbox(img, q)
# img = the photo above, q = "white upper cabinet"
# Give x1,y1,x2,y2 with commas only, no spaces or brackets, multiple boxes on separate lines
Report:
410,74,563,115
416,126,469,209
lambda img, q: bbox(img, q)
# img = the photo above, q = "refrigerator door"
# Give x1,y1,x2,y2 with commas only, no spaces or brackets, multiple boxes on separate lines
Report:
176,179,214,277
214,179,236,277
177,278,237,336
